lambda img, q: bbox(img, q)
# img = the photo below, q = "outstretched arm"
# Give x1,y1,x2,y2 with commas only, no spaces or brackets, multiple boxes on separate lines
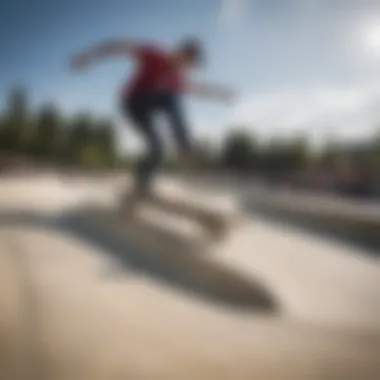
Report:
70,38,141,71
187,81,236,103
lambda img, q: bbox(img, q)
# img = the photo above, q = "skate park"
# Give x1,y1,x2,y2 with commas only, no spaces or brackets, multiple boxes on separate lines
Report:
3,1,380,378
0,173,379,379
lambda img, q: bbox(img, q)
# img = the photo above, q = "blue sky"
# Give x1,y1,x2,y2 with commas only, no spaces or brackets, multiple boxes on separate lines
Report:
2,0,380,151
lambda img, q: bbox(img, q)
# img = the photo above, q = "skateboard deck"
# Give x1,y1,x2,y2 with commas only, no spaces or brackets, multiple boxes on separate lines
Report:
119,190,239,242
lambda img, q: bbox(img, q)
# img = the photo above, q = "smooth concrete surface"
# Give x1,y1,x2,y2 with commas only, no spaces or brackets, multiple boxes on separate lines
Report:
0,175,380,379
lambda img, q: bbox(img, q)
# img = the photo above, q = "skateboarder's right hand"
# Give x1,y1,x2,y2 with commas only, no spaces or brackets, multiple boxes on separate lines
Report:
188,82,237,104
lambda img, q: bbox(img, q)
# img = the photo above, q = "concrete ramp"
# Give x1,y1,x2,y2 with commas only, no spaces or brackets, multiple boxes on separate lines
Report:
0,176,380,379
0,226,379,380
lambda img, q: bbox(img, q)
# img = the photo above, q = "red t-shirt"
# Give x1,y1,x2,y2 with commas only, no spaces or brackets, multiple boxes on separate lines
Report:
124,44,186,100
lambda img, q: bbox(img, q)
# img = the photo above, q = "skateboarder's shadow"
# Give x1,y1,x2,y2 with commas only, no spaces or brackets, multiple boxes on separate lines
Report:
0,205,279,314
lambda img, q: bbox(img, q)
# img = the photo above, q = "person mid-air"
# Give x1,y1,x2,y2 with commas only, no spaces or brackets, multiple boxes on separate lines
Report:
70,37,235,210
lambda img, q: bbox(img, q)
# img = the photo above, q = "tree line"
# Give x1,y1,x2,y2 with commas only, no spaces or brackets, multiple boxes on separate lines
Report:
1,86,379,179
0,87,118,169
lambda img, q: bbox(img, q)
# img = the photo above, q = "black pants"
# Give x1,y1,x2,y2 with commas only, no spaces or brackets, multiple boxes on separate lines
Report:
123,93,192,196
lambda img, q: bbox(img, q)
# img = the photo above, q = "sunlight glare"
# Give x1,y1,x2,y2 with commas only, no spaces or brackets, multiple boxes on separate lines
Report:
363,22,380,55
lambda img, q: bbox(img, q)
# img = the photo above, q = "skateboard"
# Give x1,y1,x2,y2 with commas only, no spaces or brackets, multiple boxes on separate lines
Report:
118,190,238,242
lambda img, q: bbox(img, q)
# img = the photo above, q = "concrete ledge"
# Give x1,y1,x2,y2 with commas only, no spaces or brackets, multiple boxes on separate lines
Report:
244,190,380,252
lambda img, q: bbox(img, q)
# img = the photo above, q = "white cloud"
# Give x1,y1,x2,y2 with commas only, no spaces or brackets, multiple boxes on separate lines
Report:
218,0,249,28
227,82,380,143
117,83,380,154
218,0,321,28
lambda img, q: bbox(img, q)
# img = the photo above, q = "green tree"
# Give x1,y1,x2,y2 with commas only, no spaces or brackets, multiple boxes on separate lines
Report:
373,128,380,165
195,138,218,170
259,135,311,174
1,86,30,153
93,118,117,167
30,103,61,160
319,140,343,168
65,113,94,166
220,129,258,171
79,145,105,169
259,137,285,173
283,135,311,171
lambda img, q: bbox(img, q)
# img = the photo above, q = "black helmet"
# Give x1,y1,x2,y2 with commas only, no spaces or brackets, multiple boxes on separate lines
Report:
177,37,204,66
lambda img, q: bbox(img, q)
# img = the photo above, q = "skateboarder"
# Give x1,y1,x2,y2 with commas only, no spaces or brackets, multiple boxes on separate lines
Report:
70,37,235,209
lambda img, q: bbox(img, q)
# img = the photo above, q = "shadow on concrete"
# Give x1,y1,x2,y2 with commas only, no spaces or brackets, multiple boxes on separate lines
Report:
0,205,280,314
